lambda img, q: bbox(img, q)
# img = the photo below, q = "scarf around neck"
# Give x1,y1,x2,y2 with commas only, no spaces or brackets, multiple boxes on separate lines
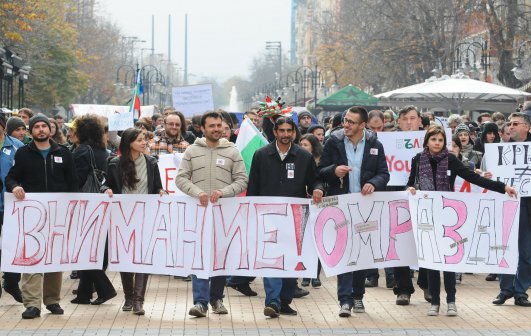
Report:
418,148,450,191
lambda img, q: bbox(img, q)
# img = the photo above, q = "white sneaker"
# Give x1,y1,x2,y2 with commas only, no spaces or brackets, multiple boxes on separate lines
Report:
338,303,351,317
427,305,440,316
189,303,207,317
447,302,457,316
211,299,228,314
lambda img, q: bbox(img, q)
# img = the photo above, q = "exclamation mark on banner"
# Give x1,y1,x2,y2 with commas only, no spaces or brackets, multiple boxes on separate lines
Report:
291,204,309,271
499,200,519,268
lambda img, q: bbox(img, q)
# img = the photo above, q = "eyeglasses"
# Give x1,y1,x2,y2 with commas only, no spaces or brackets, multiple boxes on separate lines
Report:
510,121,527,127
343,118,361,126
165,123,181,127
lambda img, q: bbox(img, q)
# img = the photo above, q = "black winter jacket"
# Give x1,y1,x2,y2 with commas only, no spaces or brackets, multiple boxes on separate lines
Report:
319,129,390,196
5,140,78,193
102,154,163,195
73,144,109,188
247,142,322,197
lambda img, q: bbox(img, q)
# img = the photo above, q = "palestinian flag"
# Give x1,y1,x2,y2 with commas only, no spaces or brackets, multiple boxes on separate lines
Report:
235,119,268,175
129,71,143,121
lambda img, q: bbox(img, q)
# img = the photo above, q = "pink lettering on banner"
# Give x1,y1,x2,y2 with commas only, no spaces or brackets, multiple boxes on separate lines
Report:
499,200,519,268
164,168,177,194
70,200,109,264
386,199,411,261
347,202,385,265
290,204,309,271
212,203,250,271
46,201,74,265
386,155,411,173
143,201,175,267
12,200,48,266
108,201,146,265
314,206,348,267
442,197,467,264
467,199,498,265
254,204,286,270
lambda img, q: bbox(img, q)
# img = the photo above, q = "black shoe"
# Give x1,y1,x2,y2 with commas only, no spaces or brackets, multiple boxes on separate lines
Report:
311,278,321,288
182,275,192,282
4,286,23,303
70,271,79,279
364,278,378,287
485,273,498,281
301,278,310,287
71,297,91,304
515,297,531,307
46,303,64,315
264,304,280,318
280,302,297,315
91,291,117,305
492,293,513,305
228,283,258,296
21,307,41,319
385,277,396,289
293,286,309,298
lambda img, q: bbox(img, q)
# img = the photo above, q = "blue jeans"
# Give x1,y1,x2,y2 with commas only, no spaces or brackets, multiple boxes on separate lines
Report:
499,198,531,300
427,270,456,305
337,270,366,306
263,277,297,307
191,275,226,307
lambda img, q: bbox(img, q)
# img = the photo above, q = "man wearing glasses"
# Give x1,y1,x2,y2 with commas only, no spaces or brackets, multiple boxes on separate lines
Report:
492,112,531,307
318,106,389,317
149,112,194,155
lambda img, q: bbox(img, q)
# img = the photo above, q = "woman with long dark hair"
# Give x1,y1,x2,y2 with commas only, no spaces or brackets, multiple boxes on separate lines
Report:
407,126,516,317
102,128,165,315
49,118,67,145
70,114,116,306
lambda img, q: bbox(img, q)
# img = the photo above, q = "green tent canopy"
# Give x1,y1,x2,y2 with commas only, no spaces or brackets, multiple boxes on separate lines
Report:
316,84,379,111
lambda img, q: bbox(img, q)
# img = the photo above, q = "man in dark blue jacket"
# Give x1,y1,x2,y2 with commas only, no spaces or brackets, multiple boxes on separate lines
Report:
318,106,389,317
247,116,324,318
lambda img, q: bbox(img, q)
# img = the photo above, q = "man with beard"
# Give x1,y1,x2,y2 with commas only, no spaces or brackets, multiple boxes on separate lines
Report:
149,112,194,154
176,111,248,317
297,111,313,134
5,114,78,319
247,116,324,318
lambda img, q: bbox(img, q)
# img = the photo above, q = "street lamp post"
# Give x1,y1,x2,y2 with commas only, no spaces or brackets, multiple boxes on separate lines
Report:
453,41,490,80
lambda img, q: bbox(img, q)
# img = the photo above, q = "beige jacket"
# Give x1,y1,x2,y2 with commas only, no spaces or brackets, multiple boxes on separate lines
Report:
176,137,248,197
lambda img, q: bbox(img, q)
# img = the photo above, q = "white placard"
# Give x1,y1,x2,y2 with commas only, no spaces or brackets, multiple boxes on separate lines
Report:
157,154,186,196
71,104,155,119
108,112,133,131
171,84,214,117
409,191,519,274
484,142,531,196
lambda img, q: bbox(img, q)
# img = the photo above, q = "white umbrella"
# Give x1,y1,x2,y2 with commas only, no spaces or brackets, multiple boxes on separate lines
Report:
376,74,531,113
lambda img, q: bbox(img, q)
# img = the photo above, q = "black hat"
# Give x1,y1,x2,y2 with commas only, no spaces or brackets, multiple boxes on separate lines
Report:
0,113,5,130
6,116,25,135
307,125,325,134
29,114,51,133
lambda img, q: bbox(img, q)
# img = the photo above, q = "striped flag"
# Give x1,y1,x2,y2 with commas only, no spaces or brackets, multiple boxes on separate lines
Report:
129,71,142,121
235,119,268,175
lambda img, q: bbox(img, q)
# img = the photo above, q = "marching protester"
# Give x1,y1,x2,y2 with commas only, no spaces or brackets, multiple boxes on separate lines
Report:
5,114,78,319
297,110,314,134
5,116,27,143
149,111,193,155
318,106,389,317
176,111,248,318
406,125,517,316
70,114,116,306
455,123,483,168
49,118,67,145
247,115,324,318
102,127,166,315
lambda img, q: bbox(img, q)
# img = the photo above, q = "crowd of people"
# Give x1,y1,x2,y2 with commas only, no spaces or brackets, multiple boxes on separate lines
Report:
0,101,530,320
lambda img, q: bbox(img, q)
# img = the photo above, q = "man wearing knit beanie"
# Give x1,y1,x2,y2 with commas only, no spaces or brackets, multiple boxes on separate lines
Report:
454,123,470,135
6,117,26,142
28,114,51,133
0,113,24,304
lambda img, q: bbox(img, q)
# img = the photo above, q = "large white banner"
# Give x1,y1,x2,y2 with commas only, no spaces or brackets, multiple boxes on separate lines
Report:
309,192,418,276
378,130,451,186
484,142,531,196
409,191,519,274
71,104,155,119
157,154,185,196
171,84,214,117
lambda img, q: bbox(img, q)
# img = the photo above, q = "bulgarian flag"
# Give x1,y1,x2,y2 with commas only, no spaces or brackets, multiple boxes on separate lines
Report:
129,70,143,121
235,119,268,175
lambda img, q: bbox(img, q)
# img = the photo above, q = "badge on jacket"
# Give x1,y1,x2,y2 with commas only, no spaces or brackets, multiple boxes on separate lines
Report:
216,158,225,165
54,156,63,163
2,148,11,155
370,148,378,155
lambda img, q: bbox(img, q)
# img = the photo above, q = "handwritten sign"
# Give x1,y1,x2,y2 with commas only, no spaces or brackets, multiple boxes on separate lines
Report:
108,112,133,131
71,104,155,119
484,142,531,196
157,154,185,196
378,130,452,186
171,84,214,117
409,191,519,274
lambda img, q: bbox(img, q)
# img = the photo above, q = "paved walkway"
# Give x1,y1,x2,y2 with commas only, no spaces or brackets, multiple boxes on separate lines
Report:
0,272,529,336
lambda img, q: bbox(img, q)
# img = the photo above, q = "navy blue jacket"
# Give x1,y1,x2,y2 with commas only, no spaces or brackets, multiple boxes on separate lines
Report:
319,129,389,196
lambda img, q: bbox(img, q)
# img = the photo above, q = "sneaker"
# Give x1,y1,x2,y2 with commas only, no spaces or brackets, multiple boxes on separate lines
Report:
364,278,378,287
263,304,280,318
447,302,458,316
301,278,310,287
455,273,462,284
210,299,228,314
228,283,258,296
427,305,440,316
422,288,432,303
338,303,351,317
280,302,297,315
515,297,531,307
492,293,513,305
188,303,207,317
396,293,410,306
352,299,365,313
485,273,498,281
46,303,64,315
311,278,321,288
293,286,309,298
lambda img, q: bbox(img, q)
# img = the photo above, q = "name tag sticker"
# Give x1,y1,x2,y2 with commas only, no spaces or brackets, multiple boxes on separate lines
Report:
286,163,295,170
447,170,451,176
370,148,378,155
2,148,11,155
216,158,225,165
54,156,63,163
287,170,294,179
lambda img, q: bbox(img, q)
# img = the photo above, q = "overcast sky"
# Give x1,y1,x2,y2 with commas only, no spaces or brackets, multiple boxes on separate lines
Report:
98,0,292,81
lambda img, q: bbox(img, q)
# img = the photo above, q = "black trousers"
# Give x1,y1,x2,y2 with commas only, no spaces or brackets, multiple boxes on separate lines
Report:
75,240,115,300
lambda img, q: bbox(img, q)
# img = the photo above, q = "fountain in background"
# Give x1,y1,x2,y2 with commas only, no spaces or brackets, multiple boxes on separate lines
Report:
227,86,242,112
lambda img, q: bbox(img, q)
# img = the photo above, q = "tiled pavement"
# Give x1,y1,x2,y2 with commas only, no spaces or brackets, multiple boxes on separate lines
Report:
0,272,530,336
